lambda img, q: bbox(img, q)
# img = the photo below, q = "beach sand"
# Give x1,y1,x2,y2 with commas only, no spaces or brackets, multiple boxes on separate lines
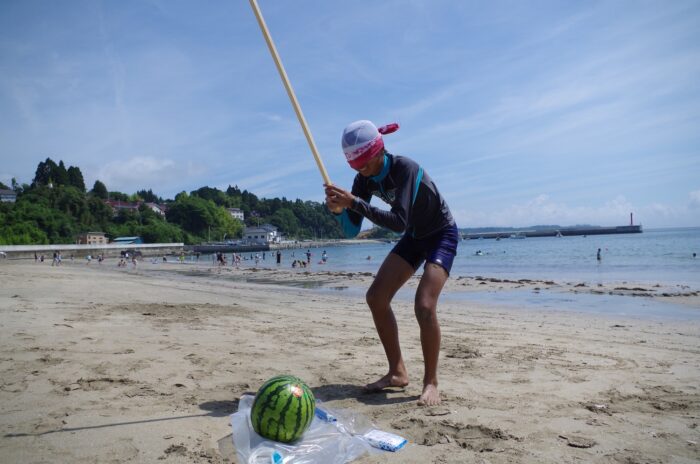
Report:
1,260,699,463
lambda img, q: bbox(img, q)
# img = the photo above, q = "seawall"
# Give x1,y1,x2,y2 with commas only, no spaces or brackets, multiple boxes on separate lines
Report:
463,225,643,240
0,243,184,259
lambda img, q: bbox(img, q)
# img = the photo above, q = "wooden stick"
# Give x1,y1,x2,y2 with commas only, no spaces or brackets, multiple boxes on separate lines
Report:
248,0,332,185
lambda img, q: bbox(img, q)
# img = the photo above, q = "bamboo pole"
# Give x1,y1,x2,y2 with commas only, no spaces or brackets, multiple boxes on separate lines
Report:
248,0,332,185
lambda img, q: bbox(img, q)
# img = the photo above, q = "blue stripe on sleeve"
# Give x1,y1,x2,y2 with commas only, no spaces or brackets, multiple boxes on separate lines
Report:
335,209,362,238
412,167,424,206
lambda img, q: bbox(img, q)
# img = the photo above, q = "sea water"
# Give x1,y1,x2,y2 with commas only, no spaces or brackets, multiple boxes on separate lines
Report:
299,227,699,287
191,228,698,319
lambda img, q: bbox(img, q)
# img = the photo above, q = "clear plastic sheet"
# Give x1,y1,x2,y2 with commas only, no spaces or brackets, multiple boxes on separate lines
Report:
230,394,380,464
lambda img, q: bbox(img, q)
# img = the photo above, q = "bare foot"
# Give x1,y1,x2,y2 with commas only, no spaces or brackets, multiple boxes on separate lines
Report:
417,383,441,406
364,372,409,392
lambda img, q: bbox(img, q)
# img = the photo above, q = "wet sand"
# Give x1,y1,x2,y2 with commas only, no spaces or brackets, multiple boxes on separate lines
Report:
1,260,699,463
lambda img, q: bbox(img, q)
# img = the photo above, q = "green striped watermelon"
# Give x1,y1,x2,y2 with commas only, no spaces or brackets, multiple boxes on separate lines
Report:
250,375,315,443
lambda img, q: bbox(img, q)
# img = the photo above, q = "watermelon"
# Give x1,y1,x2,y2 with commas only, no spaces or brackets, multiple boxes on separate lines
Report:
250,375,315,443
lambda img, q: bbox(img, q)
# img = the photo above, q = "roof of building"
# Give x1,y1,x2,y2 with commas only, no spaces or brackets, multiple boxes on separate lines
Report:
113,236,141,241
244,224,277,232
105,200,140,209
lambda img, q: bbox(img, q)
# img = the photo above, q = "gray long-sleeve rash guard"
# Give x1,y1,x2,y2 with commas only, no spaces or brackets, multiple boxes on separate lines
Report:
335,153,455,239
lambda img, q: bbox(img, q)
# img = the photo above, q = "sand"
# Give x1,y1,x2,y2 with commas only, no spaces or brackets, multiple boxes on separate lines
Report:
1,260,699,463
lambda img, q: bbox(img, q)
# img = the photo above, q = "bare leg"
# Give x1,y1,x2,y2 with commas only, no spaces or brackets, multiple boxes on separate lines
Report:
415,263,449,406
364,253,416,392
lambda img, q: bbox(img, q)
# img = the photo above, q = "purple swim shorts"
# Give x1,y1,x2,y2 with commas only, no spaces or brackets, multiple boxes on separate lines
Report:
391,224,459,275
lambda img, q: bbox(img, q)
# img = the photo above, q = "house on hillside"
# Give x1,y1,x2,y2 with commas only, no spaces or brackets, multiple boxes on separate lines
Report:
243,224,280,244
0,189,17,203
105,200,141,216
77,232,107,245
145,202,167,217
227,208,244,221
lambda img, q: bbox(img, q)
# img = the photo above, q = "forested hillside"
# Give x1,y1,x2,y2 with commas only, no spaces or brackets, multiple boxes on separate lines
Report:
0,158,342,245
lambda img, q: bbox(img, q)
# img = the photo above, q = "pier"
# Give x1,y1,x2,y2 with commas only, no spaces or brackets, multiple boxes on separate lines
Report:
463,225,643,240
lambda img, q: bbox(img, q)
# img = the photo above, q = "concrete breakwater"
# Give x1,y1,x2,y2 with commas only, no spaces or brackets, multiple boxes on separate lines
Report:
0,238,384,260
190,238,385,254
0,243,184,259
463,225,643,240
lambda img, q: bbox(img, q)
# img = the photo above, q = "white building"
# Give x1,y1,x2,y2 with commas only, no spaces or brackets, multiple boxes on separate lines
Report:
145,202,166,216
227,208,244,221
243,224,280,243
0,189,16,203
77,231,107,245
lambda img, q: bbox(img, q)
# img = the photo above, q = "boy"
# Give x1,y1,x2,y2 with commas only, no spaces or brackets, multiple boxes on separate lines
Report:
325,120,458,406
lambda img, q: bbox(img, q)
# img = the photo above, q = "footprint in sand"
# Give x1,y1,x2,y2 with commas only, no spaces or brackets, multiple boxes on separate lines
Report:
184,353,206,365
391,416,518,451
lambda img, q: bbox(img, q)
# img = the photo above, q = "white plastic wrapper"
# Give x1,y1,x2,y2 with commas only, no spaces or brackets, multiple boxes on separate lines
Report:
231,394,382,464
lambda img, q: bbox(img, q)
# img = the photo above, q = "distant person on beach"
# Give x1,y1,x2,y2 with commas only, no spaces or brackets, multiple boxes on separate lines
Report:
276,250,282,264
325,120,457,406
597,248,602,261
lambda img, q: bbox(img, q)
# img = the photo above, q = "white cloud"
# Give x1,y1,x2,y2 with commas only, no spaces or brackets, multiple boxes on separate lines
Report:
95,156,201,193
689,190,700,209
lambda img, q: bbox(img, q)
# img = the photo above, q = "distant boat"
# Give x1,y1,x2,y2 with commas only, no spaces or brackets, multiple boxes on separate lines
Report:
555,231,563,238
510,233,526,239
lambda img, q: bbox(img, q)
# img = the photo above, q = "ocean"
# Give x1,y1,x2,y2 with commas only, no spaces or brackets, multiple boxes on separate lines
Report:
191,227,699,319
275,227,700,287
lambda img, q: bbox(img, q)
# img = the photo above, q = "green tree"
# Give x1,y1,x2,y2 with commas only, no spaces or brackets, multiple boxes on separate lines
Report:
192,186,230,206
0,218,49,245
270,208,300,236
108,191,129,201
67,166,86,192
136,189,160,203
140,220,184,243
87,196,113,228
33,158,58,186
91,180,108,199
55,161,69,186
166,193,242,243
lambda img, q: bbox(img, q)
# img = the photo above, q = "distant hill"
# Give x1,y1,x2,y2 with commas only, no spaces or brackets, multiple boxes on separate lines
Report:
0,157,342,245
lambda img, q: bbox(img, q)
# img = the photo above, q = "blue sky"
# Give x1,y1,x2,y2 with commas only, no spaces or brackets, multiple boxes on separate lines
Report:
1,0,699,228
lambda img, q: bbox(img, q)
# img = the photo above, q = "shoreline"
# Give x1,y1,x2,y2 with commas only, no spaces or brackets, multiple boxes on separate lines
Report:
1,261,699,463
149,259,700,310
